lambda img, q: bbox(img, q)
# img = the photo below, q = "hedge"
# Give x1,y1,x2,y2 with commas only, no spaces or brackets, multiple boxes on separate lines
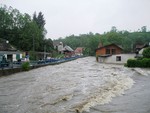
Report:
143,47,150,58
127,58,150,68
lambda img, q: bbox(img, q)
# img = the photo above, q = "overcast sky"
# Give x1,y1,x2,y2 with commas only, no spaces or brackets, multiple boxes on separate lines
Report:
1,0,150,39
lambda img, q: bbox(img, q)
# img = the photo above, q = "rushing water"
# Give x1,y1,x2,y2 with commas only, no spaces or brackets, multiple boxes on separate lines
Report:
0,57,135,113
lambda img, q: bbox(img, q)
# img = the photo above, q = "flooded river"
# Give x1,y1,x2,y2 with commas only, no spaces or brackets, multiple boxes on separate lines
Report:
0,57,135,113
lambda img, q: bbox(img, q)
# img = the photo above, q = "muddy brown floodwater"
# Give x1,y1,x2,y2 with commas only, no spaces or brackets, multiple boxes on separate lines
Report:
0,57,149,113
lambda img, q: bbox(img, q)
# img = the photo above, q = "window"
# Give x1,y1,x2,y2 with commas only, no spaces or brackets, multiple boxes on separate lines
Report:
116,56,121,61
112,49,116,54
106,49,110,54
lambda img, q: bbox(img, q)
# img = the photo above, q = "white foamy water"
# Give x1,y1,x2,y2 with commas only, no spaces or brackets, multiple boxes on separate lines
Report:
0,57,135,113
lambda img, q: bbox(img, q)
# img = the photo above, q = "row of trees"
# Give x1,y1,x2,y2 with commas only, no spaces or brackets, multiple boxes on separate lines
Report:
56,26,150,56
1,5,150,57
0,5,53,52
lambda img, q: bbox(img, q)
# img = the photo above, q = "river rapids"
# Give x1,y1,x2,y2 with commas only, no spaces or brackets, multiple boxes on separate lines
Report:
0,57,135,113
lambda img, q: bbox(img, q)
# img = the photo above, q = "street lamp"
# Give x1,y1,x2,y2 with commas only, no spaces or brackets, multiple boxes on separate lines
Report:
6,40,9,44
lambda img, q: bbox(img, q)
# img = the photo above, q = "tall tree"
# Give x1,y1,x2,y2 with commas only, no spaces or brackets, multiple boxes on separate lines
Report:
141,26,147,32
110,26,117,32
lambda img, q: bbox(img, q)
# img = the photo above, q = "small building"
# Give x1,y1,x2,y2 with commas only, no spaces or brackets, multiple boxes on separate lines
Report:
53,41,64,54
74,47,84,56
62,45,74,57
96,43,135,64
0,39,22,62
135,44,149,58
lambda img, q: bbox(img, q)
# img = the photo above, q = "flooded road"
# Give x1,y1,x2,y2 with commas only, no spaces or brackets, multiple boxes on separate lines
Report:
0,57,137,113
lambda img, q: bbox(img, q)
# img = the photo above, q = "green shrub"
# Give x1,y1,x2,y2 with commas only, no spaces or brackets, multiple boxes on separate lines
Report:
21,62,30,71
127,59,136,67
143,47,150,58
142,58,150,67
127,58,150,68
137,57,143,60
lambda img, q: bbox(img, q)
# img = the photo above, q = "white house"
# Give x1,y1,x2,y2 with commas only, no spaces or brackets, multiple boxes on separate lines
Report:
98,53,136,64
0,39,23,62
1,51,23,62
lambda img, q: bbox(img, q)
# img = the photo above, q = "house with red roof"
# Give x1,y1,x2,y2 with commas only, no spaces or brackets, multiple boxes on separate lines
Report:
75,47,84,56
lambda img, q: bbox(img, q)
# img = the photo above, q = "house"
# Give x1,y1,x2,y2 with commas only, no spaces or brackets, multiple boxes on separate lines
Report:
0,39,22,62
74,47,84,56
135,44,149,57
53,41,60,49
96,43,135,64
62,45,74,57
53,41,64,53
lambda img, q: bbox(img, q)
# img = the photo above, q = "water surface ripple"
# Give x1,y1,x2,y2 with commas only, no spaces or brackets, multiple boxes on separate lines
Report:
0,57,134,113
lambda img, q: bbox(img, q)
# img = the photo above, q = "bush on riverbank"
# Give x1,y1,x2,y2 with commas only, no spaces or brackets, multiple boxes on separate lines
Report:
143,47,150,58
21,62,30,71
126,58,150,68
126,47,150,68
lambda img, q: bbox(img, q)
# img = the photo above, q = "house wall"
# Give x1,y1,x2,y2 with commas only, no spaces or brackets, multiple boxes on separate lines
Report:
58,45,63,52
96,48,105,55
96,45,122,56
98,54,136,64
4,54,23,62
105,45,122,54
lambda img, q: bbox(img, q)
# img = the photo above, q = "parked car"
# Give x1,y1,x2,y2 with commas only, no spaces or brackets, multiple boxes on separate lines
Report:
0,55,9,67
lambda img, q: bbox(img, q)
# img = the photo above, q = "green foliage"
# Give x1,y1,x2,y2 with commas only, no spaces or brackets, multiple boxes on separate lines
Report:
142,47,150,58
21,62,30,71
51,50,58,57
29,51,36,60
56,28,150,56
0,5,54,53
56,54,65,58
127,58,150,68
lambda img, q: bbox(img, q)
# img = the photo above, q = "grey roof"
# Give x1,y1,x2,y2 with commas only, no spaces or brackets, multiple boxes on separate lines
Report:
63,45,74,51
0,38,17,51
0,51,22,55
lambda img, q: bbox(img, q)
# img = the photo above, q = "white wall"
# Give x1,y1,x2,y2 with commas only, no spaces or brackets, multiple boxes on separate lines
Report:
13,54,17,61
4,53,23,62
98,54,136,64
58,45,63,52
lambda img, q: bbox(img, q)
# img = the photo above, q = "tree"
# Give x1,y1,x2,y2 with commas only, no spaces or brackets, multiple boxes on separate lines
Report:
0,5,52,52
141,26,147,32
110,26,117,32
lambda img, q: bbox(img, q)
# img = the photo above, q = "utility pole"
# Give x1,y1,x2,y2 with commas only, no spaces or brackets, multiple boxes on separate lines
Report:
44,45,46,60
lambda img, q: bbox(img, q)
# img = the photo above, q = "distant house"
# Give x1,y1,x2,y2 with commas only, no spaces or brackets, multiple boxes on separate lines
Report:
96,43,135,64
135,44,149,57
53,41,64,53
0,39,22,62
62,45,74,57
75,47,84,56
53,41,60,49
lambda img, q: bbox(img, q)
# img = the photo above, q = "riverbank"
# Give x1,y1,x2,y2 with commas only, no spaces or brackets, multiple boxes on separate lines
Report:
0,56,82,76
